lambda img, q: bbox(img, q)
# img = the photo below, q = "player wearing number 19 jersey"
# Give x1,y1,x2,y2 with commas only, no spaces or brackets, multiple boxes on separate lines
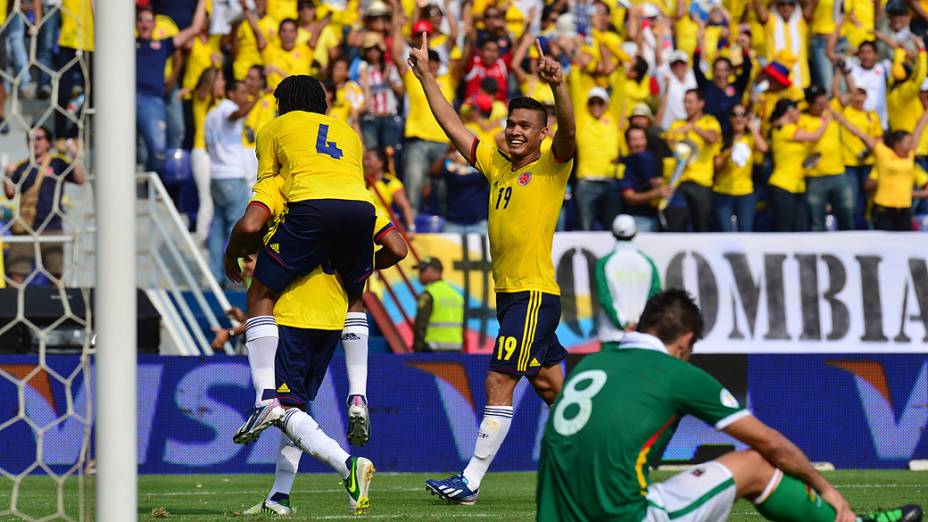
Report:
409,34,576,504
538,289,923,522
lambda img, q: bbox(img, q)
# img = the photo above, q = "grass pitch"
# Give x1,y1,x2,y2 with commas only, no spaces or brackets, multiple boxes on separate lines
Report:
1,470,925,520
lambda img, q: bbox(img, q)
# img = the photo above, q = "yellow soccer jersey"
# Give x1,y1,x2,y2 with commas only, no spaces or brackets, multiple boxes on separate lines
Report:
250,176,394,330
870,143,926,209
59,0,94,51
799,112,843,177
471,138,573,295
256,111,371,204
576,114,620,180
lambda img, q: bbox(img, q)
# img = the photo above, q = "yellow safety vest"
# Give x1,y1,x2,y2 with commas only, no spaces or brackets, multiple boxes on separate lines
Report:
423,280,464,351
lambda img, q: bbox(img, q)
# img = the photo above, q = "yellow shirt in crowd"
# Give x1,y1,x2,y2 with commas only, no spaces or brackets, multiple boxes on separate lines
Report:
403,69,453,143
666,115,723,188
234,15,281,80
870,142,928,209
840,105,882,167
263,44,312,89
59,0,94,51
714,134,755,196
243,92,277,148
368,174,405,219
182,35,222,94
799,111,843,177
576,113,621,180
769,123,808,193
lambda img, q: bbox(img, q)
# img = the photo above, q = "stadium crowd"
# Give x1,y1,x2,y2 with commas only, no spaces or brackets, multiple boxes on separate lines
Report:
3,0,928,284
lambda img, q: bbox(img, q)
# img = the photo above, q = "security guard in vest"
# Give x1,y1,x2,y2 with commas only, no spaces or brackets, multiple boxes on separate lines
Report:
413,257,464,352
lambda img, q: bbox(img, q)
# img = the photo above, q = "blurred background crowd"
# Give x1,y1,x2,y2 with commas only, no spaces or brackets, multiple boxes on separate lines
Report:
3,0,928,286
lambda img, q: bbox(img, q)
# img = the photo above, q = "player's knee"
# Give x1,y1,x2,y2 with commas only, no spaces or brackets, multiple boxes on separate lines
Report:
717,450,775,498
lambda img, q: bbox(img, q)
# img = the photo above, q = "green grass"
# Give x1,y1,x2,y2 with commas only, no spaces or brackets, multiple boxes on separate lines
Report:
1,470,925,520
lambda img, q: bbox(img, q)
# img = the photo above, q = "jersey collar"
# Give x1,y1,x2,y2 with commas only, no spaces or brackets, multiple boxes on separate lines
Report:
617,332,669,355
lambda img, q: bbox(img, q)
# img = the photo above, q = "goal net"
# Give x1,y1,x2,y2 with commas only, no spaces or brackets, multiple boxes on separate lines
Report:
0,1,94,520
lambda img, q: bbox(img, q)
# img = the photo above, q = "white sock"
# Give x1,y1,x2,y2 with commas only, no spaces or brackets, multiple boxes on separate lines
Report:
245,316,279,406
268,430,302,501
342,312,369,398
281,408,351,479
462,406,513,490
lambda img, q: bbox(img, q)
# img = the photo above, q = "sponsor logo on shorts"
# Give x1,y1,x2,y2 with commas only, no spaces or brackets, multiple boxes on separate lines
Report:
277,383,291,393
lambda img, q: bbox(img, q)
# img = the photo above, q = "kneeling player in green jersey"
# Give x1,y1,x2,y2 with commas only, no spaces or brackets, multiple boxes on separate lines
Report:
538,289,922,522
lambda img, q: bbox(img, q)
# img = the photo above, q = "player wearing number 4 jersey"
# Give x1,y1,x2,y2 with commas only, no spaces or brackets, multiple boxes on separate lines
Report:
538,289,923,522
225,75,376,446
409,33,576,504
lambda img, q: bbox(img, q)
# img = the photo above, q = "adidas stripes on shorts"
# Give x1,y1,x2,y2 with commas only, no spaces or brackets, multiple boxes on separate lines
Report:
489,291,567,376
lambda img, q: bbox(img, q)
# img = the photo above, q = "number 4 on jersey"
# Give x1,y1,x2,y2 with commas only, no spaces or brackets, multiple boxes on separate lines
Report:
316,124,343,159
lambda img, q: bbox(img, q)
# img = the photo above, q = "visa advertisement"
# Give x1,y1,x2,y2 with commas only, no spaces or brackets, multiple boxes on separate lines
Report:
1,353,926,474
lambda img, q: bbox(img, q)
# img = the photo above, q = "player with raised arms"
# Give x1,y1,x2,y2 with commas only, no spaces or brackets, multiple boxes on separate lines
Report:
225,75,376,447
538,289,923,522
233,175,407,516
408,33,576,505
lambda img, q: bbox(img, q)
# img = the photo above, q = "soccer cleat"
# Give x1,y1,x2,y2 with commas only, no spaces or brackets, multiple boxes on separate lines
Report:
424,475,479,505
343,456,375,514
242,496,292,516
346,395,371,446
859,504,923,522
233,399,285,445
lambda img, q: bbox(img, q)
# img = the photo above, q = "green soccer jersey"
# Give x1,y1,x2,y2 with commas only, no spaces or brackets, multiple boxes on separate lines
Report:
536,332,749,522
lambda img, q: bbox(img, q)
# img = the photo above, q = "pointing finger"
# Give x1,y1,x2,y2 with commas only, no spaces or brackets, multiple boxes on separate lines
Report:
535,38,544,58
421,31,429,53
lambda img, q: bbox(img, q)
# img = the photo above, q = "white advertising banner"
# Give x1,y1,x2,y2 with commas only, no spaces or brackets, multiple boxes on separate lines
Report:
548,232,928,353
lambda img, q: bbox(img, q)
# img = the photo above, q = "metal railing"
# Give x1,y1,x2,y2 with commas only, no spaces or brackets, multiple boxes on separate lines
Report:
135,172,237,355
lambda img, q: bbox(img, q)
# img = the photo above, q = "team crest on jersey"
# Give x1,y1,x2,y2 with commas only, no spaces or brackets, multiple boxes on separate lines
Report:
720,389,740,408
518,172,532,186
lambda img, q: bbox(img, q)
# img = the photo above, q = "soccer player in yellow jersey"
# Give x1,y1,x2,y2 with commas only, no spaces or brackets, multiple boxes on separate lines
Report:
227,174,405,516
224,75,377,443
410,34,576,504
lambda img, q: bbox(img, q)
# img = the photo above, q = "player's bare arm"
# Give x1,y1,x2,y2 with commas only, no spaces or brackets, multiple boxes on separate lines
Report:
724,416,855,522
408,32,477,158
536,40,576,162
224,204,272,282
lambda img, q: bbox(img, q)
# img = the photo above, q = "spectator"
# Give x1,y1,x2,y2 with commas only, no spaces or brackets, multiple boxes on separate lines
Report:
887,37,927,137
574,87,622,231
767,98,828,231
204,79,257,283
800,85,855,231
620,56,652,115
325,56,365,130
231,0,270,81
693,42,752,137
7,1,41,99
56,0,94,139
807,0,841,90
412,257,464,353
843,41,889,128
3,128,86,285
475,6,513,61
242,65,276,155
620,126,672,232
36,0,58,100
663,89,721,232
393,9,456,214
262,18,311,90
835,110,928,231
594,214,661,348
461,36,509,103
629,103,673,158
834,69,883,227
358,32,403,153
755,0,810,91
295,0,339,72
136,0,207,175
430,147,490,235
656,50,697,131
713,103,767,232
364,149,415,234
189,67,224,244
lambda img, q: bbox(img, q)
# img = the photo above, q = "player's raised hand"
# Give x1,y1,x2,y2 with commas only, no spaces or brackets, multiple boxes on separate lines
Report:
535,39,563,85
407,32,431,79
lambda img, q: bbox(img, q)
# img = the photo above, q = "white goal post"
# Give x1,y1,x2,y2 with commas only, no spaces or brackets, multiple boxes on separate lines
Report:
93,0,137,520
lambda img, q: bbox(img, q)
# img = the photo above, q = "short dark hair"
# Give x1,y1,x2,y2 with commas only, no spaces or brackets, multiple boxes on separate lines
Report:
478,37,499,49
885,129,911,147
279,18,298,33
858,40,878,53
508,96,547,126
637,289,704,345
274,75,328,115
427,49,441,63
368,147,388,167
633,56,649,80
625,125,646,142
480,77,500,94
248,64,267,88
685,88,703,100
225,76,242,95
713,56,733,70
31,126,53,142
805,84,827,104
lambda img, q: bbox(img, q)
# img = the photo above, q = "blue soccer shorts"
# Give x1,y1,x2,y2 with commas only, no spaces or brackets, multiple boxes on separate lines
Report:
489,290,566,376
274,326,340,408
